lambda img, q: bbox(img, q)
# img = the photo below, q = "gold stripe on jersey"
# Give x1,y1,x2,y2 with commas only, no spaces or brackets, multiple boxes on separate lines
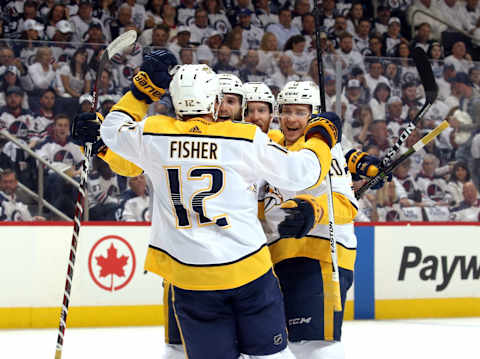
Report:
143,116,257,142
320,260,335,341
98,149,143,177
110,91,150,122
163,281,171,344
171,289,190,358
317,193,358,225
268,236,356,271
144,245,272,290
258,200,265,220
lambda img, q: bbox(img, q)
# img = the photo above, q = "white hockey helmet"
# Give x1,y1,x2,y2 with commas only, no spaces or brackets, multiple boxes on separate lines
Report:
243,82,276,114
217,73,246,120
169,64,221,119
277,81,321,115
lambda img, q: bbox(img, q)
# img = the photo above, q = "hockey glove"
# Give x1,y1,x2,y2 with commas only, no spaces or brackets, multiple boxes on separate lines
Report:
71,112,106,155
131,49,178,104
345,149,392,189
304,112,342,149
278,194,324,239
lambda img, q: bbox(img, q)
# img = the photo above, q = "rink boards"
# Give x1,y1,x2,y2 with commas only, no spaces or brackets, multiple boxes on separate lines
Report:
1,222,479,328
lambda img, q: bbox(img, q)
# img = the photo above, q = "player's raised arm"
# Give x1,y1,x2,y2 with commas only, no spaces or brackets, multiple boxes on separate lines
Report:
100,50,178,167
251,112,341,191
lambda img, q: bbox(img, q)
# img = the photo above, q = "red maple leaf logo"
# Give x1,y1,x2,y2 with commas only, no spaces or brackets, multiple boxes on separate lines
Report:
96,243,129,290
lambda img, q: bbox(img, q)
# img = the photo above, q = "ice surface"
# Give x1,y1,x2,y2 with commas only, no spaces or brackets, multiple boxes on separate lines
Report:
1,318,479,358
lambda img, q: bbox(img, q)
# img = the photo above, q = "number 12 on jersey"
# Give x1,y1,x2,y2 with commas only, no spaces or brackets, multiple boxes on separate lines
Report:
164,166,230,229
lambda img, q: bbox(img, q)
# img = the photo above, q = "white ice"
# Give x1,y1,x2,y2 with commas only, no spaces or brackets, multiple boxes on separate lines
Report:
1,318,479,359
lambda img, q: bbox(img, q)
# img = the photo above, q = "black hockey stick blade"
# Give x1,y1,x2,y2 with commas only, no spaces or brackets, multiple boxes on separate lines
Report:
412,47,438,104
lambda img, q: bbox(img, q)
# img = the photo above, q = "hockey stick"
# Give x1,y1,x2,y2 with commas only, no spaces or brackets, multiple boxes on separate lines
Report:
54,30,138,359
381,47,438,169
355,47,438,200
313,0,342,312
355,120,449,199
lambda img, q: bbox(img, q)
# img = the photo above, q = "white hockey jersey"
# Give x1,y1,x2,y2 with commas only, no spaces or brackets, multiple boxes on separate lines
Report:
0,108,35,141
34,138,84,173
100,108,331,290
121,195,151,222
87,171,120,209
262,132,358,271
0,191,32,221
415,173,452,205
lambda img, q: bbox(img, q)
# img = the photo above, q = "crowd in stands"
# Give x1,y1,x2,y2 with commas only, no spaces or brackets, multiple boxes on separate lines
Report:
0,0,479,222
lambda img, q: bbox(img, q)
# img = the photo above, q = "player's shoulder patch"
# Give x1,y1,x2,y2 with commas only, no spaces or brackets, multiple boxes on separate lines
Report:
267,129,284,144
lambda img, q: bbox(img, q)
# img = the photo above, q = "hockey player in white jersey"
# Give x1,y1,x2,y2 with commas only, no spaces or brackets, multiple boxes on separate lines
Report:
160,72,248,359
93,49,340,359
260,80,384,359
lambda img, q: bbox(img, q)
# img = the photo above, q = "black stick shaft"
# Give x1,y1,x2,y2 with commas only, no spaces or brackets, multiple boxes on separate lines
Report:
381,101,432,168
313,1,326,112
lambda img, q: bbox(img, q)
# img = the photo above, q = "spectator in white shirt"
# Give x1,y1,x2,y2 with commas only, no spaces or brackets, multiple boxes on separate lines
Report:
444,41,473,74
449,181,480,221
436,0,464,32
168,26,191,63
337,31,364,73
204,0,231,36
265,8,300,50
188,8,214,46
45,3,68,40
55,47,91,99
0,169,44,221
120,174,151,222
383,17,404,56
145,0,164,27
238,8,264,50
270,54,300,90
255,0,278,29
408,0,447,40
28,47,60,92
284,35,312,76
446,162,471,206
346,2,364,35
257,32,280,76
373,5,391,37
369,82,391,121
126,0,147,31
460,0,480,34
354,18,371,54
70,0,104,43
365,59,389,94
291,0,311,32
416,153,451,206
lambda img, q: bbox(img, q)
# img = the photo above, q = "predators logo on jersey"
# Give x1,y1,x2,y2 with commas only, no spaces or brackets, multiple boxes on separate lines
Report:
264,184,284,214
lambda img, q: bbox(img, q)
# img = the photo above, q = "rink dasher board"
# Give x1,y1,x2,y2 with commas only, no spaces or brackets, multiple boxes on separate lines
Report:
354,222,480,320
0,222,479,328
0,223,163,328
